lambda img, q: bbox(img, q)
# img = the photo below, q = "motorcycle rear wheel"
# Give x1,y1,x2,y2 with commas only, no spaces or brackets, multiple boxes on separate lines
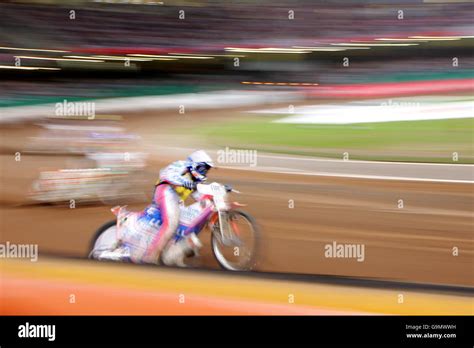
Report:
89,219,117,259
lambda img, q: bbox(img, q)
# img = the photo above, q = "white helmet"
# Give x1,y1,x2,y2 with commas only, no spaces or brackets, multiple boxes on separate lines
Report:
187,150,214,181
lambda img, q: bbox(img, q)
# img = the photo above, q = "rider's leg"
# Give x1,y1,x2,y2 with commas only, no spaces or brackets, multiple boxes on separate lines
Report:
161,232,203,267
142,184,180,264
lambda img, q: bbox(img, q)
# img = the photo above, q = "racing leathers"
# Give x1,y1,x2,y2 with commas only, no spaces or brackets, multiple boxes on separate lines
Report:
147,160,199,264
96,151,211,266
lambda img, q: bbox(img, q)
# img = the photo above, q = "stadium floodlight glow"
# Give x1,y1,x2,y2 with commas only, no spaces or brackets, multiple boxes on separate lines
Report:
64,55,152,62
259,47,310,53
0,65,61,70
375,38,429,42
292,46,348,51
91,55,156,61
170,53,246,58
0,47,70,53
376,36,468,42
331,42,418,47
293,46,370,51
16,56,104,62
409,36,462,41
225,47,309,54
259,48,308,51
128,54,212,60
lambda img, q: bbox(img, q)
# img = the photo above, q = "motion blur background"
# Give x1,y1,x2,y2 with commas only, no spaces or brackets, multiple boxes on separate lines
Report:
1,0,473,315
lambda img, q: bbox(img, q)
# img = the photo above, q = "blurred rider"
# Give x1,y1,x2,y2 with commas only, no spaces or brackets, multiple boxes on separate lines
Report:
97,150,214,266
134,150,214,266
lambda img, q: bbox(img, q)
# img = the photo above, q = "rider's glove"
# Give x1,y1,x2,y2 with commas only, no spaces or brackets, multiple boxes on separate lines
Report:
182,180,197,190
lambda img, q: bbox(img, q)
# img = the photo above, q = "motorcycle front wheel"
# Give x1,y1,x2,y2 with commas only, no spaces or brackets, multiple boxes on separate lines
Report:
211,210,260,271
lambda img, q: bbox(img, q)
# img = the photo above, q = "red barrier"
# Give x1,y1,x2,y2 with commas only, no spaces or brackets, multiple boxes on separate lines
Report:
306,79,474,98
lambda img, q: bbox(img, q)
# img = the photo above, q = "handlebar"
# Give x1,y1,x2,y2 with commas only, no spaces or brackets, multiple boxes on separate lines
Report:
225,184,241,194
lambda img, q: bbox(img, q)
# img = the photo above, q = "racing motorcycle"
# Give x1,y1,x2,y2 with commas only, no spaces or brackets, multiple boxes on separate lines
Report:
89,182,259,271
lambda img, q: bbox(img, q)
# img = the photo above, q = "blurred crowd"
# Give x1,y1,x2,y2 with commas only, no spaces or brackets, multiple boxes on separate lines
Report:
0,0,472,102
1,1,473,49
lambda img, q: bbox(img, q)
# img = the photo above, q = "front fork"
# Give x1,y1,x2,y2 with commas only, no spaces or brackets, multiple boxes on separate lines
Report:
210,210,242,247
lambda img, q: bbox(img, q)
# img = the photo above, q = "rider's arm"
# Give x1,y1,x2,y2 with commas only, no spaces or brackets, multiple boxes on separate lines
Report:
159,161,195,189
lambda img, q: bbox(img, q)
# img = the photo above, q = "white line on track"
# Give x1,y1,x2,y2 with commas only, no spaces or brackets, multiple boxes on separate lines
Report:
256,154,474,167
219,166,474,184
156,146,473,183
159,146,474,167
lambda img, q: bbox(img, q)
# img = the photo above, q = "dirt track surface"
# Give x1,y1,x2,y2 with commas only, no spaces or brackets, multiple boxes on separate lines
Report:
1,108,473,287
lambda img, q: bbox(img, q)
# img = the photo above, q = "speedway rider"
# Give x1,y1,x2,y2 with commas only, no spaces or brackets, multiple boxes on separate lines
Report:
149,150,214,266
102,150,215,267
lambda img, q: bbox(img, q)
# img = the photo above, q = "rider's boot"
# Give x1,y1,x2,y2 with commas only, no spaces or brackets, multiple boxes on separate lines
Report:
161,233,202,267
